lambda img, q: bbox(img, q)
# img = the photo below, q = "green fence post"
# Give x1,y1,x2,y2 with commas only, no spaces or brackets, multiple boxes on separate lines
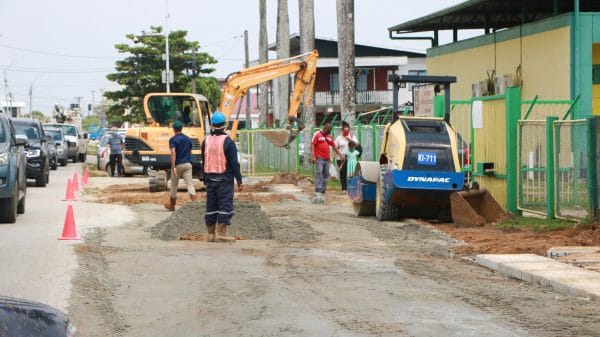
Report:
546,116,558,219
505,87,521,215
587,116,599,220
370,123,377,161
434,95,445,118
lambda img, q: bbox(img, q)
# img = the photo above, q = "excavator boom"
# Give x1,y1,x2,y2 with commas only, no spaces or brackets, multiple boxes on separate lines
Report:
218,50,319,147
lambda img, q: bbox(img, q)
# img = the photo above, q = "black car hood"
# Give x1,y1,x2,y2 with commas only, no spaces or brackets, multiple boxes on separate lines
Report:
0,296,69,336
26,141,42,150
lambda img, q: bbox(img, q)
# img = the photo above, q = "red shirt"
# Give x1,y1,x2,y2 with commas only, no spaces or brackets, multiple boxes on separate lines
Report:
312,130,335,160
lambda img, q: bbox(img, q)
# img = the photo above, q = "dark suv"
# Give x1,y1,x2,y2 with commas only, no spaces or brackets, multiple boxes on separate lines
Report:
0,113,27,223
12,118,50,187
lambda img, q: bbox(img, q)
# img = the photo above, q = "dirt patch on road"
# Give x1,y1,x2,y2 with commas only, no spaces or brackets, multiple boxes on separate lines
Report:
435,222,600,255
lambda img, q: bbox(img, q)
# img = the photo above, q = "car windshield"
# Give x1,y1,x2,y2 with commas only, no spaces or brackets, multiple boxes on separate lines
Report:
46,130,62,141
13,123,40,141
46,124,77,137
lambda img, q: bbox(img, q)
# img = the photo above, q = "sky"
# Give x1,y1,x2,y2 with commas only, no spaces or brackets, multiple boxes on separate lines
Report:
0,0,467,114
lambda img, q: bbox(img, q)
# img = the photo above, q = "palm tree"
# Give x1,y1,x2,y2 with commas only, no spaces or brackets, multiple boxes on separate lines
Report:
336,0,356,125
258,0,269,126
276,0,290,126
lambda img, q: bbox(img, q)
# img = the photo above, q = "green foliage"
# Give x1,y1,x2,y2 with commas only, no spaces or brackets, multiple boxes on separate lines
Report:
83,115,100,130
105,26,217,124
21,110,49,122
186,76,221,109
495,216,575,231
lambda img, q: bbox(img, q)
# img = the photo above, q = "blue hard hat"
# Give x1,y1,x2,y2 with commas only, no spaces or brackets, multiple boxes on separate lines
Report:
211,111,226,125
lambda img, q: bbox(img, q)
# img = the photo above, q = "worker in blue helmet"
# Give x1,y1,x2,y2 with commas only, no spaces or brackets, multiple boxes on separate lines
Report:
201,111,243,242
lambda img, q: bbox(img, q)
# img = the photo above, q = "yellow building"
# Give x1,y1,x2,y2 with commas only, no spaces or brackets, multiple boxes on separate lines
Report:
388,0,600,117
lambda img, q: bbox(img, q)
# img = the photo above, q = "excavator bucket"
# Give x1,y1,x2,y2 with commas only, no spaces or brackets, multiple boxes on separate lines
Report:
259,129,298,148
450,188,509,226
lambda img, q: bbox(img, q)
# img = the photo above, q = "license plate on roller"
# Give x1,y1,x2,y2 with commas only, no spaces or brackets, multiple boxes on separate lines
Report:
417,152,436,166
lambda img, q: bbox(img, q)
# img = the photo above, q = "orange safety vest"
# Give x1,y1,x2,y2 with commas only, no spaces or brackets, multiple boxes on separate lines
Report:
204,135,228,174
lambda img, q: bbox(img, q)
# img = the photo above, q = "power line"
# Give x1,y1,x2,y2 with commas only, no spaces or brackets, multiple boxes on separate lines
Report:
0,43,118,59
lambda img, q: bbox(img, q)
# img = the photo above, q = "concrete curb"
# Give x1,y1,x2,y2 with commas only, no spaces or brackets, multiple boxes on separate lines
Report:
476,254,600,299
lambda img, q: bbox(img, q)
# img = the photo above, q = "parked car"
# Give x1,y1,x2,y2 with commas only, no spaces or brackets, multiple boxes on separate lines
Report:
45,134,58,170
12,118,50,187
0,296,77,336
44,127,68,167
43,123,87,163
97,133,147,176
0,114,27,223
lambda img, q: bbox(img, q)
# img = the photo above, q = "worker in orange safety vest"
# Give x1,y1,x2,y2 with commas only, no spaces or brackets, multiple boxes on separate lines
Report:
201,111,243,242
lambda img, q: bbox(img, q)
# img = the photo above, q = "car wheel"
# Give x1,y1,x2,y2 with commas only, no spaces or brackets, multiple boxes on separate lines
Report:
78,153,84,162
17,186,26,214
60,158,67,167
0,184,18,223
35,168,48,187
51,159,58,170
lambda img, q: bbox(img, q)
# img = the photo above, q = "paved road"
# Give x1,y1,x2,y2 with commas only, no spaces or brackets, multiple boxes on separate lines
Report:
0,163,136,312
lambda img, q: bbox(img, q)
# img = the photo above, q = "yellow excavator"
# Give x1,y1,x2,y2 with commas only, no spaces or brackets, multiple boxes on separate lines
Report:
123,93,210,192
218,50,319,147
123,50,318,192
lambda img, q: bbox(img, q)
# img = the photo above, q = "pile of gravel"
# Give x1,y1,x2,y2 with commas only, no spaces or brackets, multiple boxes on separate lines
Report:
150,200,274,240
150,200,323,242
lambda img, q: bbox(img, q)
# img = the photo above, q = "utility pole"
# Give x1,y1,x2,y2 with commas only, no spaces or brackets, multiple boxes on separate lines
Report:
99,89,106,128
165,0,171,93
3,71,9,115
244,30,251,129
191,49,197,94
28,83,33,116
258,0,269,126
336,0,356,125
91,90,95,117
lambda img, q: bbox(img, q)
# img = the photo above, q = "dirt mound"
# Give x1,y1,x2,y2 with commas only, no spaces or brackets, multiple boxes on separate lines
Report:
244,173,312,192
150,200,273,240
437,223,600,255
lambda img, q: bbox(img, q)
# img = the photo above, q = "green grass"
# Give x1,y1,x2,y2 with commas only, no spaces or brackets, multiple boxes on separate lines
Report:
495,216,575,231
87,144,98,156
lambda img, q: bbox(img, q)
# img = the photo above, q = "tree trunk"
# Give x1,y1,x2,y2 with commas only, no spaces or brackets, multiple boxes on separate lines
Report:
299,0,315,169
336,0,356,125
258,0,269,127
276,0,290,126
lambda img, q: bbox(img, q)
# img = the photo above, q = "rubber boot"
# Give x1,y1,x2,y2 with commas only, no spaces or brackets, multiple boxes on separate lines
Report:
206,224,216,242
216,223,236,242
164,198,176,211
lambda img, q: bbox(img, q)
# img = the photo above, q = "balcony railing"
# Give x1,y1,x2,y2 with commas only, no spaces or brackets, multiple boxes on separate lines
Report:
315,90,394,106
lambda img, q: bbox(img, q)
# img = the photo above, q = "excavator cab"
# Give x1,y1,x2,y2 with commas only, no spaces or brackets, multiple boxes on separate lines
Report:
124,93,209,192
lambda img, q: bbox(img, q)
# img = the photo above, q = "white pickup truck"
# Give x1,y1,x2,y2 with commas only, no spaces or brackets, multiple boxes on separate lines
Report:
43,123,88,162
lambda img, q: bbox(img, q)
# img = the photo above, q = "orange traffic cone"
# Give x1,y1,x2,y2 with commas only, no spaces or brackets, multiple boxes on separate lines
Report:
57,204,81,240
62,178,77,201
72,173,79,193
82,166,89,185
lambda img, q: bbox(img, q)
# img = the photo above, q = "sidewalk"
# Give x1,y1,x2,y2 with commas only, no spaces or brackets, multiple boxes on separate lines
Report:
476,253,600,299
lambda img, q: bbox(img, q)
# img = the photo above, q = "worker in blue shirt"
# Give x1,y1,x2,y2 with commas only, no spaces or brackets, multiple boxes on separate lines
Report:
164,121,197,211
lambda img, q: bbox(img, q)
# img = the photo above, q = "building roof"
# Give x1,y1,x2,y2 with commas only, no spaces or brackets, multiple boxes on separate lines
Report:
269,34,425,58
388,0,600,34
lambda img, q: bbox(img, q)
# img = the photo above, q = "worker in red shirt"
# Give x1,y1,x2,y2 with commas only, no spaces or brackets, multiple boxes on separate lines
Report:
311,122,343,203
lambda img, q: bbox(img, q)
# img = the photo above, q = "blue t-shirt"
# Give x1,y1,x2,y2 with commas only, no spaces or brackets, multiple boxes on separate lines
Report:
169,133,192,165
108,133,123,154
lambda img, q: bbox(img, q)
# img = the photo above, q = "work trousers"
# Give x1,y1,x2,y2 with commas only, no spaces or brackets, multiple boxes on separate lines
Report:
204,178,234,225
109,153,123,177
336,159,348,191
170,162,196,199
315,157,330,193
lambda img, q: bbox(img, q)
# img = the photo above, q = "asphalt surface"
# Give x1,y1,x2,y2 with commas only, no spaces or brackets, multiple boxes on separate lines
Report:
0,162,136,312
